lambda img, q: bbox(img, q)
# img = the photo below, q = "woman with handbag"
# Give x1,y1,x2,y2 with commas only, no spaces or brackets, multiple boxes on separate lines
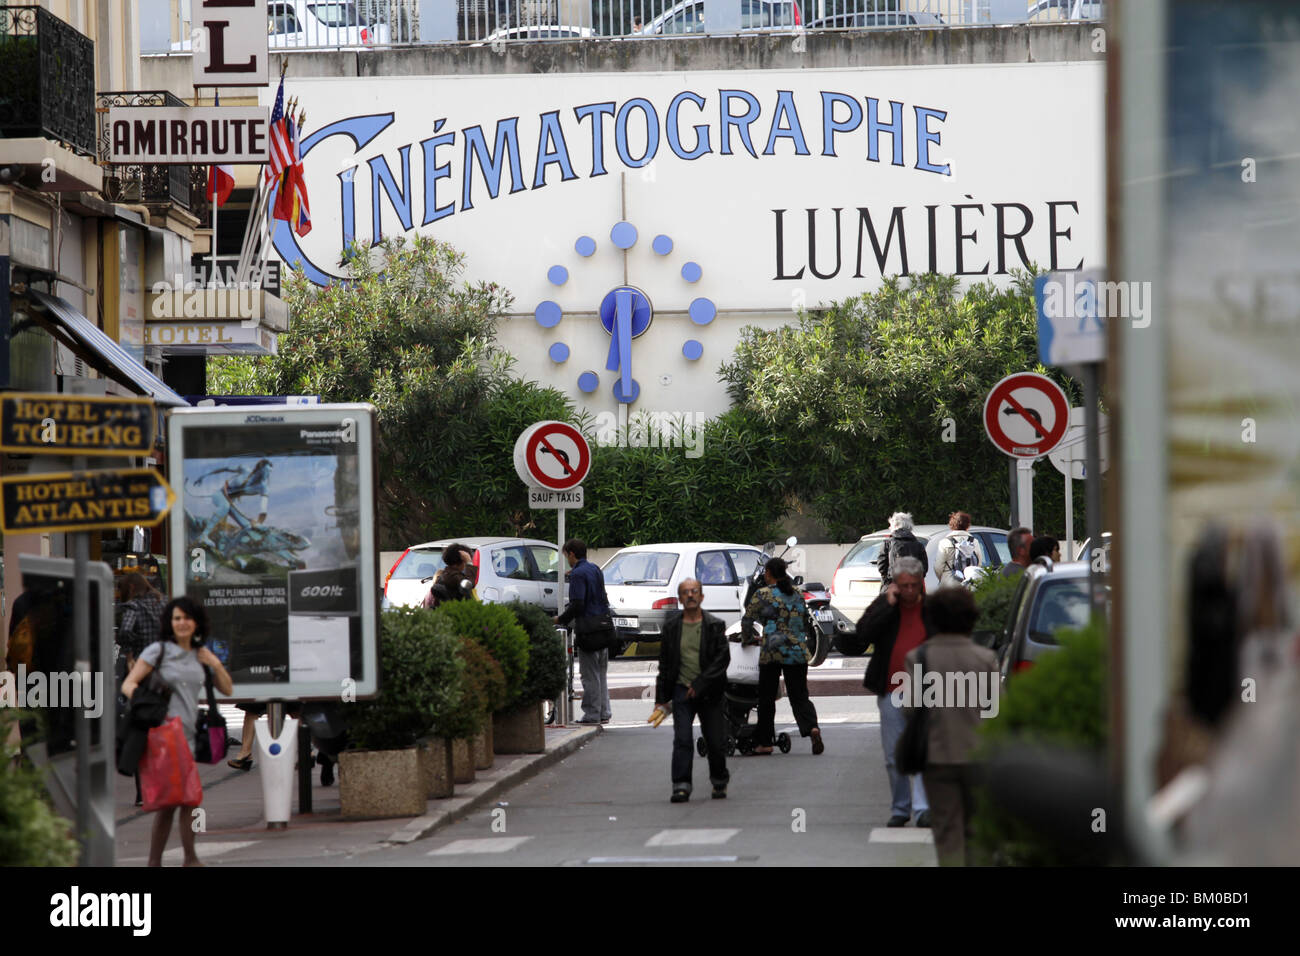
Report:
122,596,232,867
741,557,824,756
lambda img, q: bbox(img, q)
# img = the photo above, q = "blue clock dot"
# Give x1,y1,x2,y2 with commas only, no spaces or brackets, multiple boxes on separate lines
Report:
548,343,570,363
682,340,704,361
577,371,599,393
688,298,717,325
613,377,641,403
269,743,282,756
575,236,596,257
534,301,563,328
547,265,569,286
610,221,638,249
681,262,702,283
653,235,674,256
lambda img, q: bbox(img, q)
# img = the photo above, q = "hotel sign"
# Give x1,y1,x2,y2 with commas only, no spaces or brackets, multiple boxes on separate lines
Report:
108,107,270,164
0,393,156,456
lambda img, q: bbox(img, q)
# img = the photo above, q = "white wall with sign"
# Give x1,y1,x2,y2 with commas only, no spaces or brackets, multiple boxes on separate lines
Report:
267,63,1104,417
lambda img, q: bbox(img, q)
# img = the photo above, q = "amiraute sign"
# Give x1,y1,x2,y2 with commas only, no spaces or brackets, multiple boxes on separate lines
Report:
108,107,270,164
268,64,1104,308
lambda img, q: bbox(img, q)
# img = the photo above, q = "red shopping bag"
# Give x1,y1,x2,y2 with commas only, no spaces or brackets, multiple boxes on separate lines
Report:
139,717,204,811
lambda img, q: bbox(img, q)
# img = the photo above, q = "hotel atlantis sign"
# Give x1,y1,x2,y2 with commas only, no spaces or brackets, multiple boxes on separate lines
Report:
108,106,270,164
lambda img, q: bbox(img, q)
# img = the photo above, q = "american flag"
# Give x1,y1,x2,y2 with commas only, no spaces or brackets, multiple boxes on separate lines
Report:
273,112,312,237
265,74,291,185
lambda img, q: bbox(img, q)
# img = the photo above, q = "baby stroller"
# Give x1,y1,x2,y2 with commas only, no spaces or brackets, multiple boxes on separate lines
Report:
697,638,792,757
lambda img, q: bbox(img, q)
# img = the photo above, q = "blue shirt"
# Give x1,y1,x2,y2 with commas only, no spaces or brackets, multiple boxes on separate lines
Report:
558,559,610,623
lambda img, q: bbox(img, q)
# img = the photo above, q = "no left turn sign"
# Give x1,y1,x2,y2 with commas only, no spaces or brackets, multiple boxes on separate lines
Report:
983,372,1070,459
513,421,591,491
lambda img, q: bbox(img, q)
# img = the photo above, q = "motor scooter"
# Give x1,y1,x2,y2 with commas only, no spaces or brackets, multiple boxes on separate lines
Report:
730,536,834,666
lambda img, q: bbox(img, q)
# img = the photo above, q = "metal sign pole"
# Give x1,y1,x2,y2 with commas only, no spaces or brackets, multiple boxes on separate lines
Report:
557,505,573,724
1082,361,1104,612
71,448,90,866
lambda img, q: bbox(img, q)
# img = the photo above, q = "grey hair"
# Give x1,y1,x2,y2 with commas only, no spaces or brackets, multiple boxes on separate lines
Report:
893,556,924,580
889,512,914,532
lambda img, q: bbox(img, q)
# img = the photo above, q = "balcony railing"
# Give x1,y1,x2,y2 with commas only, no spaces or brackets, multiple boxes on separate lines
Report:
141,0,1103,50
0,5,96,156
96,91,193,211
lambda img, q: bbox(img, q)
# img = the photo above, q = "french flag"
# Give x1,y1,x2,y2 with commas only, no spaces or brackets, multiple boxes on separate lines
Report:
206,90,234,207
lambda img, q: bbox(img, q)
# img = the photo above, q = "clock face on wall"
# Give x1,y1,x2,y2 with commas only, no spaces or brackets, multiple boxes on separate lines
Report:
532,220,717,405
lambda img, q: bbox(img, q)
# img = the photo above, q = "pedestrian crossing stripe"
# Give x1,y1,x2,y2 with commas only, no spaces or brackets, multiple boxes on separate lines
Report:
645,828,739,846
868,828,934,843
428,836,533,855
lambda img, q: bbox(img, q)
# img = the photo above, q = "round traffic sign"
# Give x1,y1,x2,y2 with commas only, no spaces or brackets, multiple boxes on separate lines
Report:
983,372,1070,459
513,421,590,491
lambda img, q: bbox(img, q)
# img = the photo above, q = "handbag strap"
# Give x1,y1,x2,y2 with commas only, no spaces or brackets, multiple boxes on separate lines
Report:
203,665,218,712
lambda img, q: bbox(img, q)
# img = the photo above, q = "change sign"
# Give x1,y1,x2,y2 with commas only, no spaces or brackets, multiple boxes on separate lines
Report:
0,469,175,535
0,393,156,455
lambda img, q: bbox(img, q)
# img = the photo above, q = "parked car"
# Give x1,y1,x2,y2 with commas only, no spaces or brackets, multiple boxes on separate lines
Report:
644,0,801,35
470,24,596,46
806,10,943,28
172,1,389,51
383,537,561,612
602,542,766,657
995,559,1101,686
829,524,1009,622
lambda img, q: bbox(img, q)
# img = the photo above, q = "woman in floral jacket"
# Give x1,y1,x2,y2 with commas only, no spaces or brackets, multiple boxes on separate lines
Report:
741,557,824,755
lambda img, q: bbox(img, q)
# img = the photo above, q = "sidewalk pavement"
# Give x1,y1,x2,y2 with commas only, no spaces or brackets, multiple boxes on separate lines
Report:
114,724,600,866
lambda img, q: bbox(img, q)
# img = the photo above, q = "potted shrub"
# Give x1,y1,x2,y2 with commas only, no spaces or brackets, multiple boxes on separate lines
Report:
0,711,79,866
434,601,529,770
495,602,567,753
459,637,506,772
339,608,461,819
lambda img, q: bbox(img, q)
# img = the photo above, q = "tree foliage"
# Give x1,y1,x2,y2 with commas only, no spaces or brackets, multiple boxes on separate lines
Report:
719,272,1087,541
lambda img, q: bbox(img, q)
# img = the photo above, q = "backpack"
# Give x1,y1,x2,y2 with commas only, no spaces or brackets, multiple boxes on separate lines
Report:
950,533,980,575
885,536,927,582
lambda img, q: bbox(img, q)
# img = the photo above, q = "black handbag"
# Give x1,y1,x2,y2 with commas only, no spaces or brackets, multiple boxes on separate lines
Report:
193,666,228,764
573,611,615,652
895,643,930,776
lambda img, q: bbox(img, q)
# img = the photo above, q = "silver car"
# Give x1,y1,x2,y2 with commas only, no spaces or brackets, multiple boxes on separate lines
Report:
383,536,561,613
996,560,1100,686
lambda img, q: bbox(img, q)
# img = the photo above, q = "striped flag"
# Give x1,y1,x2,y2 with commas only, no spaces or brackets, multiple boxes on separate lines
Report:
265,74,291,185
206,90,234,207
273,112,312,237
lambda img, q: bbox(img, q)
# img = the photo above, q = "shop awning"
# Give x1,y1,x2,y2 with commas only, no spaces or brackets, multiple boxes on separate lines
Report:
25,291,189,407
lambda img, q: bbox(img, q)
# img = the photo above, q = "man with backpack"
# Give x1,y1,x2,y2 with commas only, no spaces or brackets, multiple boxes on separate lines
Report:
877,512,929,588
935,512,981,588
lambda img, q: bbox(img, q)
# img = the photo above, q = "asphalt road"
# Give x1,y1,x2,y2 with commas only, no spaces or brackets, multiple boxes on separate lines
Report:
355,717,937,867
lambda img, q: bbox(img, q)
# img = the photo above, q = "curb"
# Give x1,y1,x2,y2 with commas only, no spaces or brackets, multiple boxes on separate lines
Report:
382,725,602,845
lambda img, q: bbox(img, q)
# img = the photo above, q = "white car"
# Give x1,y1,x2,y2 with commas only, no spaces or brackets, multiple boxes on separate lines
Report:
829,524,1010,622
383,536,561,613
173,1,390,51
644,0,801,35
602,542,766,656
470,25,596,46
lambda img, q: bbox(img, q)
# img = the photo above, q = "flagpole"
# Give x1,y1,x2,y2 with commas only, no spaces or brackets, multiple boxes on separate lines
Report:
210,87,219,288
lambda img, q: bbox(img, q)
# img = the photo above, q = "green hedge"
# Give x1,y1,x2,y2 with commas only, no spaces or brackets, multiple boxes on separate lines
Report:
348,608,466,751
0,712,79,866
433,601,530,707
969,620,1108,865
504,601,567,703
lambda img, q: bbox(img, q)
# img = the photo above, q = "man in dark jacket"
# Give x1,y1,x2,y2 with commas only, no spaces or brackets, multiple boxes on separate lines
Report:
877,512,929,586
857,556,936,827
556,538,614,724
654,578,731,802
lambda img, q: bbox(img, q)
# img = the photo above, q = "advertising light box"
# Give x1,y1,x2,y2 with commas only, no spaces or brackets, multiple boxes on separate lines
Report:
166,404,379,701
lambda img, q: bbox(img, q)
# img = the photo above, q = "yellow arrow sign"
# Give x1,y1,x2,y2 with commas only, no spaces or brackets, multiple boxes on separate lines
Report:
0,469,175,535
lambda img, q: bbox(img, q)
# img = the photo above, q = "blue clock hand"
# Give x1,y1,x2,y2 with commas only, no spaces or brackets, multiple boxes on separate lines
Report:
615,287,633,398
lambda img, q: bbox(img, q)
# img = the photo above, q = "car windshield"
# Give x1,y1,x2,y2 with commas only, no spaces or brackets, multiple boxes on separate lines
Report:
391,548,444,580
604,551,679,585
308,3,361,26
1027,579,1091,644
843,538,888,567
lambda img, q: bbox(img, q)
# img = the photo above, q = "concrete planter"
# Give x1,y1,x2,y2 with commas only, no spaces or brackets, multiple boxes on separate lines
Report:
338,748,428,820
419,737,454,799
494,701,545,754
473,722,494,771
452,737,476,784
